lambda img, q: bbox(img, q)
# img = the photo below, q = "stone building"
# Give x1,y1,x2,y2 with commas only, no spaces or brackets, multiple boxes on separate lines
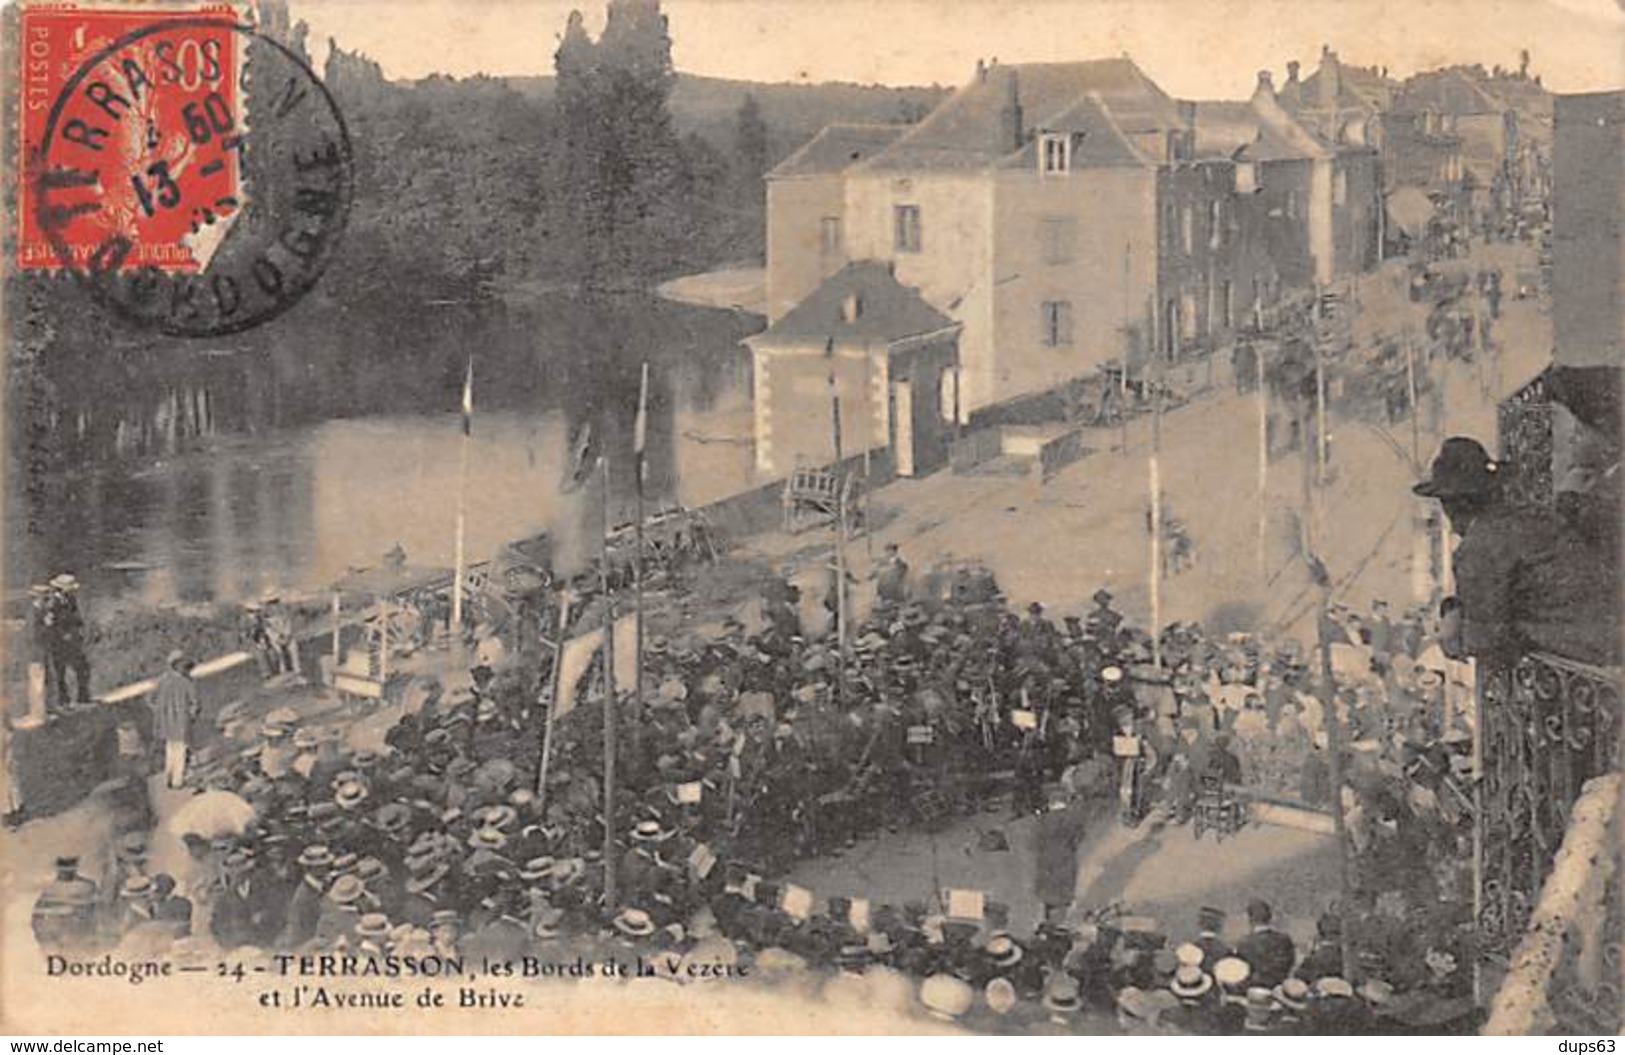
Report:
765,57,1382,426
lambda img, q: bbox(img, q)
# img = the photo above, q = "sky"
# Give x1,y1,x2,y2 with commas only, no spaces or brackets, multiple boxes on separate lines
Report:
287,0,1625,98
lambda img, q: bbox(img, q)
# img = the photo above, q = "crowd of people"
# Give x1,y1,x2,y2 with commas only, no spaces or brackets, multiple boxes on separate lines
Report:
30,545,1486,1034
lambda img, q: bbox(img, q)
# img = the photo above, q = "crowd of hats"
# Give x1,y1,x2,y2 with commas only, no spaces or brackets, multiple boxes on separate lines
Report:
99,568,1478,1033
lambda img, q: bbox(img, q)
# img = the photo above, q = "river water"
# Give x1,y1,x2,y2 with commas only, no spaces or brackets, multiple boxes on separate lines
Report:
7,292,761,618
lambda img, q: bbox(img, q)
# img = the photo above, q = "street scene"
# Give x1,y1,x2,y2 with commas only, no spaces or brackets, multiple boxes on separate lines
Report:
2,0,1620,1039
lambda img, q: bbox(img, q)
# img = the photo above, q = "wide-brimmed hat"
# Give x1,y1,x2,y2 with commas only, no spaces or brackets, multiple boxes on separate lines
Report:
1171,964,1214,999
404,862,450,894
519,856,557,882
984,977,1018,1015
120,874,155,899
467,826,508,851
297,845,333,869
921,974,975,1020
51,574,79,591
1041,973,1082,1013
1093,589,1114,605
355,913,391,939
1175,942,1205,968
1360,979,1395,1006
475,804,518,831
334,781,369,809
613,907,656,937
1274,977,1311,1011
374,802,412,835
1315,976,1355,999
1101,665,1125,683
1413,436,1500,498
632,819,673,843
355,857,387,882
1213,957,1251,989
984,932,1022,967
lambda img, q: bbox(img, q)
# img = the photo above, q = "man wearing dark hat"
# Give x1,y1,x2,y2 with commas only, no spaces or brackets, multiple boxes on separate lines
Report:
1033,785,1088,925
43,575,92,709
1414,436,1618,666
1235,899,1297,988
152,650,200,789
872,543,910,609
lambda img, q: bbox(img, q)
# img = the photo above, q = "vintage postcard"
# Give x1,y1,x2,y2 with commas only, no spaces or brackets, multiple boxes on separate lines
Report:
1,0,1621,1038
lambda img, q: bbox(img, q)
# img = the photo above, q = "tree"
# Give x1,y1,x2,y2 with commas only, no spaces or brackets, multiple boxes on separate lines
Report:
552,0,687,285
733,93,769,189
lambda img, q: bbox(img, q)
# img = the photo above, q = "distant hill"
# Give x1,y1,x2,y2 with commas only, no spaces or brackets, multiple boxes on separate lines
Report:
502,72,948,158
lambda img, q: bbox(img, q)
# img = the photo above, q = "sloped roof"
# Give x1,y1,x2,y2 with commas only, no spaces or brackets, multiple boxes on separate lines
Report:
860,58,1176,172
1001,93,1156,168
1397,69,1504,115
1189,96,1328,162
754,261,957,344
768,124,910,179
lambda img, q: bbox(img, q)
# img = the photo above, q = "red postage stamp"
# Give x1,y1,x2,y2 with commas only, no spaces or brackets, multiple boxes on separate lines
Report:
17,1,244,272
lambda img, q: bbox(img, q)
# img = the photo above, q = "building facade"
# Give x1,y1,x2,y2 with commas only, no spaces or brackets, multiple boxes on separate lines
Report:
760,56,1383,456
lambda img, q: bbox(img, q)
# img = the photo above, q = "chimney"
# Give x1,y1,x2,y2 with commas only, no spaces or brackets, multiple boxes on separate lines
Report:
1287,60,1301,85
998,68,1024,152
1320,46,1341,106
1256,69,1275,97
976,58,986,83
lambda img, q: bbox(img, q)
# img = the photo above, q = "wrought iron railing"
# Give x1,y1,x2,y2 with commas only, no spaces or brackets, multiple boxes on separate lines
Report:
1477,650,1622,958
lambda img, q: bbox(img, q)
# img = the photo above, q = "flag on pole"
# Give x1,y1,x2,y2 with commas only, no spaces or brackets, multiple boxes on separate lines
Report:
633,363,649,458
551,612,640,716
461,357,474,437
562,421,600,493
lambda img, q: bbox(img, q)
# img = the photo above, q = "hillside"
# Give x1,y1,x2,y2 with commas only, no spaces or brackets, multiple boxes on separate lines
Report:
501,71,948,156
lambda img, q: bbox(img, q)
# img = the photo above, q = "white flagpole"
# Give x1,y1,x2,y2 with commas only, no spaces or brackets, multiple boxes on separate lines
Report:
452,357,472,640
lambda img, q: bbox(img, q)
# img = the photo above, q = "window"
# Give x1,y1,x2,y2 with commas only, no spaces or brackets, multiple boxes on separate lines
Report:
1236,162,1258,194
1041,300,1074,347
1040,133,1070,175
1220,280,1233,330
819,216,842,255
894,204,921,253
1180,293,1199,341
1286,191,1300,221
1181,205,1194,255
1040,215,1077,264
1208,199,1224,250
1334,169,1348,206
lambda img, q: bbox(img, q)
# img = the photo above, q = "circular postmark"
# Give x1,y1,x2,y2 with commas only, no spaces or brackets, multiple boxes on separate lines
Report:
34,17,353,337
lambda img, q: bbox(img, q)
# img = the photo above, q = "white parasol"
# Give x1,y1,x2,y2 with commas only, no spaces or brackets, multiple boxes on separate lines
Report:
166,789,257,839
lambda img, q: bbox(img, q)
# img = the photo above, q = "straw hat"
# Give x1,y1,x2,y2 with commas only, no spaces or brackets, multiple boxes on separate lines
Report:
1175,942,1205,968
613,908,656,938
984,977,1018,1016
1213,956,1251,989
1171,964,1214,999
1274,977,1311,1012
1041,973,1082,1013
327,874,365,905
355,913,391,940
984,932,1022,967
920,974,975,1020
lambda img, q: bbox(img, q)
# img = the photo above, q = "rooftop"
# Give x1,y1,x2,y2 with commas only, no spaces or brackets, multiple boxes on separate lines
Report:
860,58,1178,172
767,123,910,179
754,260,955,346
753,261,958,345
